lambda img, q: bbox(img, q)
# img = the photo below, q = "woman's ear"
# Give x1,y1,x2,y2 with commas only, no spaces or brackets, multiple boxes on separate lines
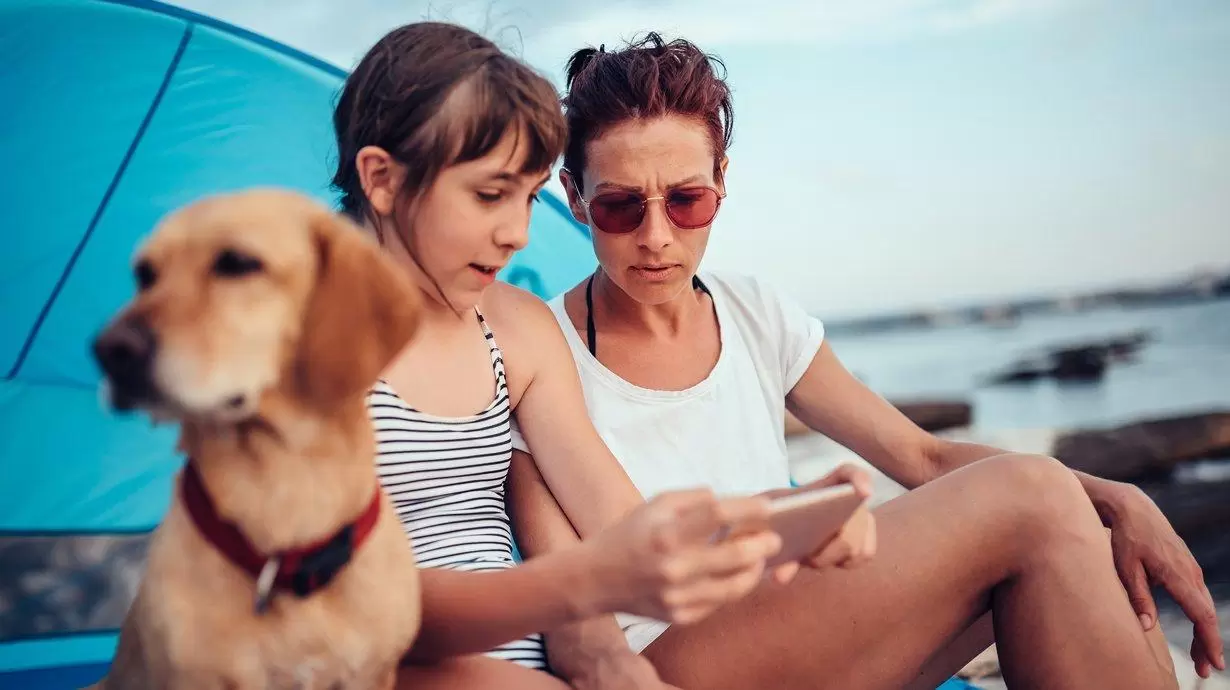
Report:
355,145,403,218
559,168,589,226
716,155,730,194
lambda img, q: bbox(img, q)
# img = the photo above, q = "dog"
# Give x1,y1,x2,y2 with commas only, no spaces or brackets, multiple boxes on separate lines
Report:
88,188,423,689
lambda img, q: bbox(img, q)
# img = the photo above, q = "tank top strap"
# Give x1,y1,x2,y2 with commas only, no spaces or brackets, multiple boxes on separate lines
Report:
474,306,496,346
473,307,507,381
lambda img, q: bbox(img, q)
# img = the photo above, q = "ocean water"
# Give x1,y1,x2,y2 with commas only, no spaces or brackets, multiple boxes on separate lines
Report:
825,298,1230,431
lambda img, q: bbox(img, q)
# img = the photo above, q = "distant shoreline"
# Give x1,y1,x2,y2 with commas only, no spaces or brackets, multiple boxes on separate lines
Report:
823,275,1230,338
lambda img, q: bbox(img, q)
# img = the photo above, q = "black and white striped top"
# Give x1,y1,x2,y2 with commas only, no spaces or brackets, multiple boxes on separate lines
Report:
366,308,547,670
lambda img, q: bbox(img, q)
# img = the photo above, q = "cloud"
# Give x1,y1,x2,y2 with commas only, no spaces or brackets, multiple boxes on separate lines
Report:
173,0,1088,73
527,0,1082,58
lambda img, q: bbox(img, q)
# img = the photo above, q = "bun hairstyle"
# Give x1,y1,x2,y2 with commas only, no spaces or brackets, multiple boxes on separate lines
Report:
561,33,734,189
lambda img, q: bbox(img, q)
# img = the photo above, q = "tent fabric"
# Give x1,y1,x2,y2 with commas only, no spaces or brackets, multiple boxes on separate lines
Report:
0,0,596,535
0,0,595,682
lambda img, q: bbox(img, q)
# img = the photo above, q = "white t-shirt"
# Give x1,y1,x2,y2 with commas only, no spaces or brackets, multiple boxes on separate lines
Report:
514,270,824,499
511,270,826,651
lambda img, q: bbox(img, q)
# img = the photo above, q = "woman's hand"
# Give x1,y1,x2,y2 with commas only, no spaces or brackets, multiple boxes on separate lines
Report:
579,488,781,625
766,464,878,584
1093,479,1225,678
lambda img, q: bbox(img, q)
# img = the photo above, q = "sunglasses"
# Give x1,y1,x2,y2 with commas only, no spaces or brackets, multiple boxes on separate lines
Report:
569,177,726,235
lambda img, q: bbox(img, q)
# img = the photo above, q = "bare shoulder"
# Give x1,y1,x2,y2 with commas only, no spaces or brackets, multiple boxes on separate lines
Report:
478,281,581,402
479,281,561,342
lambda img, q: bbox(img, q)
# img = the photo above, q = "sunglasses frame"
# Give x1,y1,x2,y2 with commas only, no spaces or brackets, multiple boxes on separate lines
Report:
563,170,727,234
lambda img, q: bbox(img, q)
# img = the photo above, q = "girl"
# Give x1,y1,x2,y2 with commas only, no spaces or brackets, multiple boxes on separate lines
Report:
329,22,811,689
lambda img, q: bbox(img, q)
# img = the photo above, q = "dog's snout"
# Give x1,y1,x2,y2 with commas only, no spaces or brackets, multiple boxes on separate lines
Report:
93,318,158,408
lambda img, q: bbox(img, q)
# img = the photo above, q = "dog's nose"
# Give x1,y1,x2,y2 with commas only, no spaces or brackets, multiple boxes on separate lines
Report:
92,319,157,408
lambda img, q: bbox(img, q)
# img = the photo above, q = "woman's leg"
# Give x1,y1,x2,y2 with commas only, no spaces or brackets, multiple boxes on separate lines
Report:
396,656,571,690
905,597,1174,689
643,454,1179,690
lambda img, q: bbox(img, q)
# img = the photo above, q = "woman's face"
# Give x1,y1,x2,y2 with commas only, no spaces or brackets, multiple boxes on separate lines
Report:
565,114,726,306
361,130,548,311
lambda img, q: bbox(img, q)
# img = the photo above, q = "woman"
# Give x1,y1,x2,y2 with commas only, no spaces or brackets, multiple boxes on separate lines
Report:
507,34,1223,689
328,22,832,689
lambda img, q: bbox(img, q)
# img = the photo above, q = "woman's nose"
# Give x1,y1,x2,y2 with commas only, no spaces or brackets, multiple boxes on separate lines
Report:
637,200,674,250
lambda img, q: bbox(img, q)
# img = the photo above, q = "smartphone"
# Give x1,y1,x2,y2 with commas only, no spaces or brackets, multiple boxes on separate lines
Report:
717,483,868,567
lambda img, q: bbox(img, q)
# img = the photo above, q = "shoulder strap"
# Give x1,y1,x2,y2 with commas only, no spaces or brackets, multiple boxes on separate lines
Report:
585,273,712,358
585,274,598,357
474,306,498,353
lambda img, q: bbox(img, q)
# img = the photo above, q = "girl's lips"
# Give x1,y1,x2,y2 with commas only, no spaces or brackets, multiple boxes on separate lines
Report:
470,263,499,284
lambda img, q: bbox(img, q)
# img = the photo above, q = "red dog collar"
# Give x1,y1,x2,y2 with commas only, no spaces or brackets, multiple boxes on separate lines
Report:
179,460,382,609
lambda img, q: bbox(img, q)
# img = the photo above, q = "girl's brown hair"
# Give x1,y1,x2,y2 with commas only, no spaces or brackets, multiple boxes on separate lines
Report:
561,33,734,189
331,22,566,227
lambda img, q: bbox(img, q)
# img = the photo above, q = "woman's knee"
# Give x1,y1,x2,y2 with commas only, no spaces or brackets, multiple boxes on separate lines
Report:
968,454,1102,544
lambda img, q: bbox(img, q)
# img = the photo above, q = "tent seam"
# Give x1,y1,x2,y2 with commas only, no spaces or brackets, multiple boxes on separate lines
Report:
6,23,195,380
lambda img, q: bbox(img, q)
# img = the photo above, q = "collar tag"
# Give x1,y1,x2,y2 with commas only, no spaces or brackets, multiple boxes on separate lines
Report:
254,556,281,615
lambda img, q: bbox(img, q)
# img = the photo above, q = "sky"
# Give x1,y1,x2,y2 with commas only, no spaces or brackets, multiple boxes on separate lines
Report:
173,0,1230,319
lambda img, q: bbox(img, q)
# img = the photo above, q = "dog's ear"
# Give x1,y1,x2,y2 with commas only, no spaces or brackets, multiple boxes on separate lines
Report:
294,211,421,407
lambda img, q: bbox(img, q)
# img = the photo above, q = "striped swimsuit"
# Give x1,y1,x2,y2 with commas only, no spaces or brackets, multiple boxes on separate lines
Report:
365,308,547,670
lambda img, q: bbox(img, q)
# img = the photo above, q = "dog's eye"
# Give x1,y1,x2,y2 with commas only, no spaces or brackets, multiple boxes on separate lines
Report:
213,249,263,278
134,259,157,291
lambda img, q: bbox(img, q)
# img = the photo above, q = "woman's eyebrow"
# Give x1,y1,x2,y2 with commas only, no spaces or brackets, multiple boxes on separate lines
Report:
593,174,706,193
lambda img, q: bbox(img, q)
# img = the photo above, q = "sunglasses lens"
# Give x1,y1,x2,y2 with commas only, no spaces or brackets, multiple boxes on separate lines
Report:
665,187,721,229
589,192,645,234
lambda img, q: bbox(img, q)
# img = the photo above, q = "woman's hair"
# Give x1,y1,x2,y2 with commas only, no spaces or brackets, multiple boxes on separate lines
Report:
561,33,734,189
331,22,566,225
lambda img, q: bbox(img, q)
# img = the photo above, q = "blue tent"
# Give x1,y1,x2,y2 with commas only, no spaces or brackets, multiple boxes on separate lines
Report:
0,0,595,685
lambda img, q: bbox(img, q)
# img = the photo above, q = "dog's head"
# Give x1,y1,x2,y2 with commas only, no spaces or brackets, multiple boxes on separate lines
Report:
92,188,421,424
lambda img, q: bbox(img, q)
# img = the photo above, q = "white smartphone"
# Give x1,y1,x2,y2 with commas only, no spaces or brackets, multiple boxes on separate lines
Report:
718,483,867,567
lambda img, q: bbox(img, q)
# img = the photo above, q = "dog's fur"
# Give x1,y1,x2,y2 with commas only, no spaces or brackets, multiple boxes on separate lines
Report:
89,189,423,689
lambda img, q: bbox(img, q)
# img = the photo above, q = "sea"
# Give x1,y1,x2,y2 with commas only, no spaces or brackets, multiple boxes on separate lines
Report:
824,297,1230,659
825,298,1230,432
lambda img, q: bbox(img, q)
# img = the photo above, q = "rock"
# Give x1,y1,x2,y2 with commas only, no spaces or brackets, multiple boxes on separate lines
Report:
1052,411,1230,482
893,400,973,432
1049,345,1109,380
986,329,1152,385
1138,478,1230,541
784,400,973,437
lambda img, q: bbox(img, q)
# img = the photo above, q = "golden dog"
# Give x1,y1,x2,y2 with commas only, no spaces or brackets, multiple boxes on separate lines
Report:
88,189,422,689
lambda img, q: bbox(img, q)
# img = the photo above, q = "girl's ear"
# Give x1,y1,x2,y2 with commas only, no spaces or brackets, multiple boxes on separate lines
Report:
355,145,404,218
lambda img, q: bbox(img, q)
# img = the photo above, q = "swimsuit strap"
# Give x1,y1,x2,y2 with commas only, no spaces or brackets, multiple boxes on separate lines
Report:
585,273,711,358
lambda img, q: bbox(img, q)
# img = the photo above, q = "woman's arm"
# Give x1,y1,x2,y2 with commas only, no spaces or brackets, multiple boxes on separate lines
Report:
785,341,1008,489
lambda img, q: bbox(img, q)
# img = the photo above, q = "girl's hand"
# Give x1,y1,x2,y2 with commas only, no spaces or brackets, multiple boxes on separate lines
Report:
580,488,781,625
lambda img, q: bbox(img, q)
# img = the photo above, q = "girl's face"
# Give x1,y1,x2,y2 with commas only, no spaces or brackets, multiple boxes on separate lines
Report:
564,114,726,306
360,130,549,311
